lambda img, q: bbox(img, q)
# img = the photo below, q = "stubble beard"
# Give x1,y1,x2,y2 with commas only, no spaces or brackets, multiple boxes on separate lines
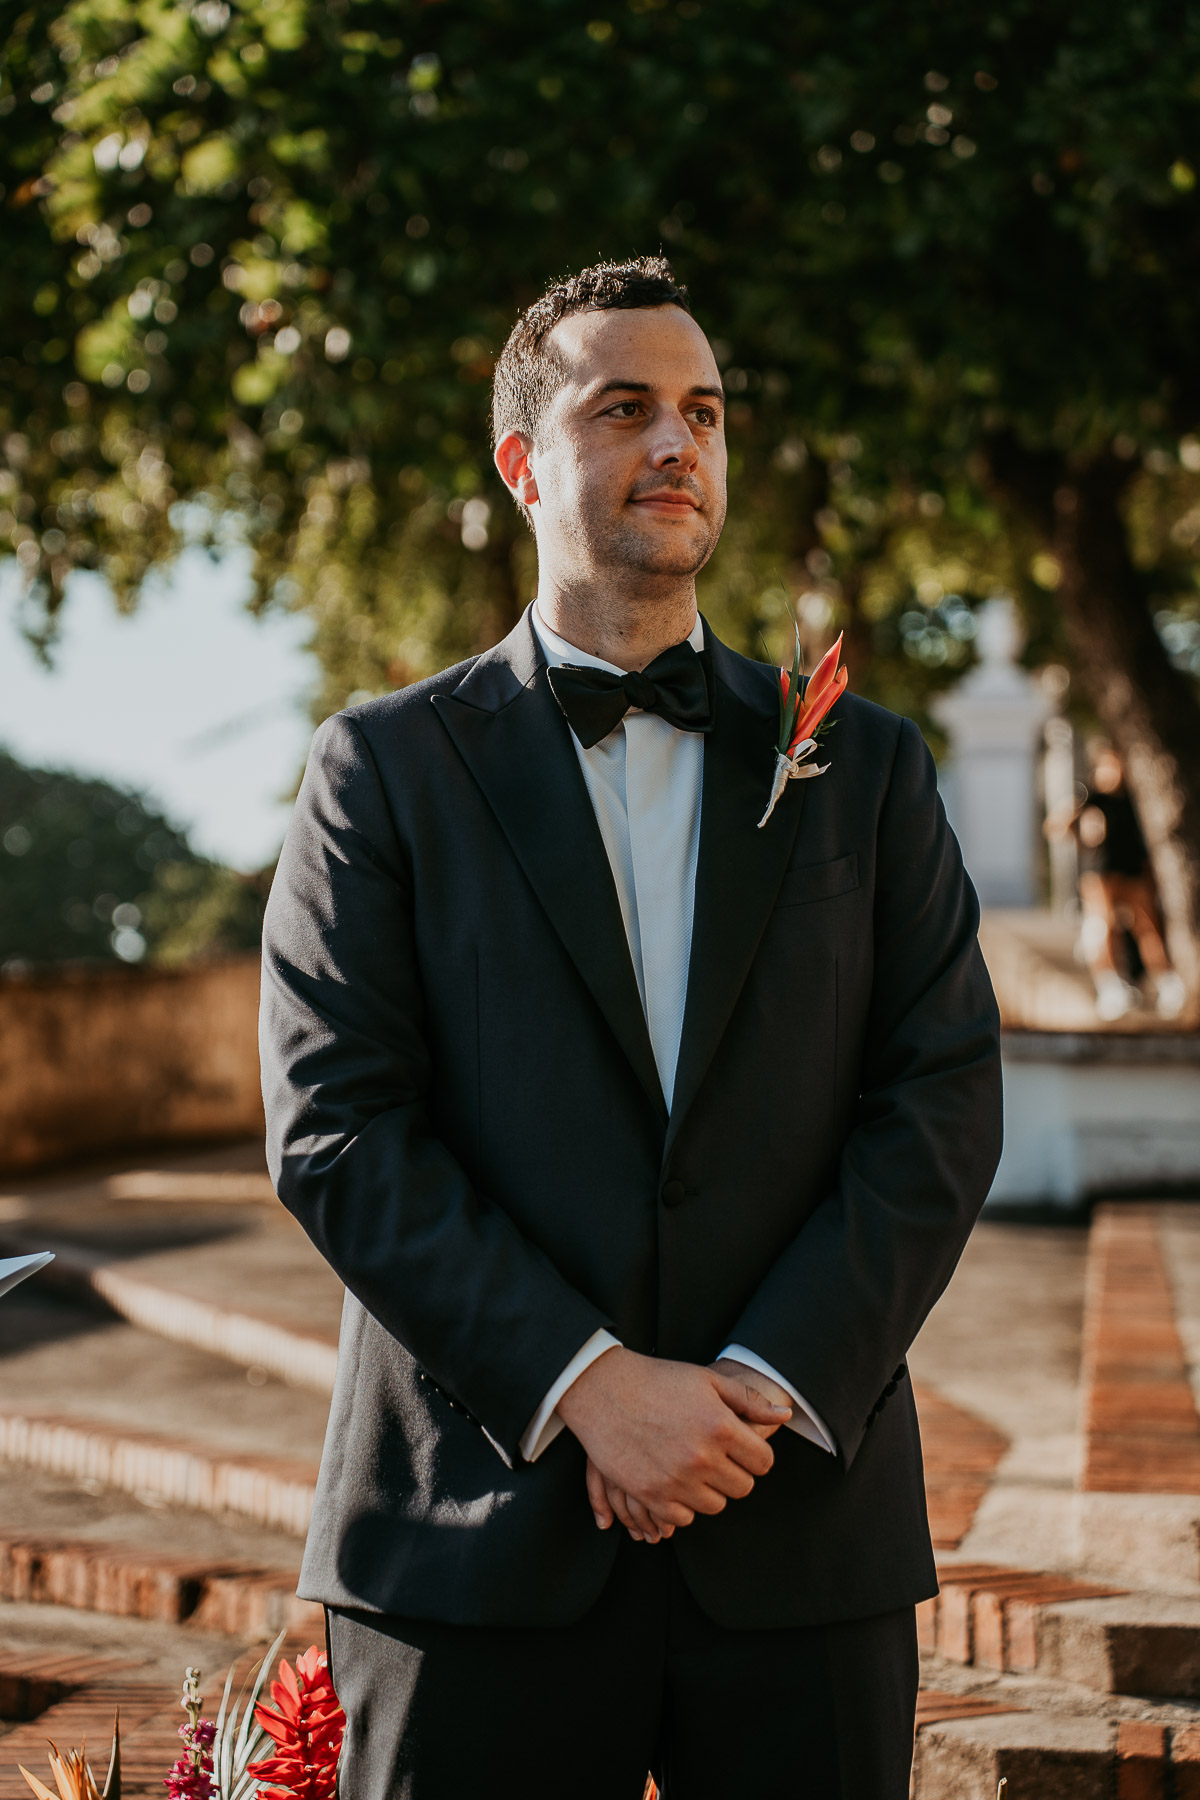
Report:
566,487,726,587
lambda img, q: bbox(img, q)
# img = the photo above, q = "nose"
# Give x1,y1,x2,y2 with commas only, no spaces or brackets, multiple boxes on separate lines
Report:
647,406,700,471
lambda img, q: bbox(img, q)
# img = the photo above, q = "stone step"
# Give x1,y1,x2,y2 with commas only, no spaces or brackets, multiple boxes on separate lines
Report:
0,1532,318,1636
922,1563,1127,1672
0,1650,140,1723
1033,1592,1200,1700
924,1561,1200,1700
0,1410,318,1534
0,1228,338,1394
913,1712,1200,1800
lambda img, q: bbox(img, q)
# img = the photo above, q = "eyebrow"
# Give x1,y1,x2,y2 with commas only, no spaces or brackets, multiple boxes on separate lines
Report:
592,379,725,402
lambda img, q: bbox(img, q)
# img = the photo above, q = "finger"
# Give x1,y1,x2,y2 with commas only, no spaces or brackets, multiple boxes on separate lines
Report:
643,1499,695,1530
716,1413,779,1477
705,1458,756,1502
625,1494,662,1543
586,1458,613,1530
605,1481,643,1540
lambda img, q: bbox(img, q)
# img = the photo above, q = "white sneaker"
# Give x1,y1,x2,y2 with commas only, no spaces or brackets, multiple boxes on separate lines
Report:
1155,971,1186,1019
1095,972,1137,1020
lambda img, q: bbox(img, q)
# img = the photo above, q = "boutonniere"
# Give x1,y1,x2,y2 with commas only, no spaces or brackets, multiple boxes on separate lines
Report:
757,628,848,828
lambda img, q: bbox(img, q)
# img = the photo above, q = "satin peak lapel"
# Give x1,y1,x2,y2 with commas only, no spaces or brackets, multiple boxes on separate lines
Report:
431,612,666,1120
666,638,808,1152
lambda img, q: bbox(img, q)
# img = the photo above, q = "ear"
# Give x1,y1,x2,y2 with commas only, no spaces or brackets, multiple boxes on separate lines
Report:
494,431,539,509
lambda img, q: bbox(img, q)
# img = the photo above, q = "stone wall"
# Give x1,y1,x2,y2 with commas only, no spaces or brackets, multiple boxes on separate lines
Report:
0,955,263,1172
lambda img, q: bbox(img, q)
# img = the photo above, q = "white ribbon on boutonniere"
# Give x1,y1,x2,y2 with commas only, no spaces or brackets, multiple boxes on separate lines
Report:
757,628,848,828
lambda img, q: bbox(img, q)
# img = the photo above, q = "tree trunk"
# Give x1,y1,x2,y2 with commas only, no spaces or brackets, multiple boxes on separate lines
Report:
988,437,1200,1020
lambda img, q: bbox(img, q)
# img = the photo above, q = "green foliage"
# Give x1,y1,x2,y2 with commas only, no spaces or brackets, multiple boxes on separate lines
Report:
2,0,1200,725
0,747,266,967
139,854,270,962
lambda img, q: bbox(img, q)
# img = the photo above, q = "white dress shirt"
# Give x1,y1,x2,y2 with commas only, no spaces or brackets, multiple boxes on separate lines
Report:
519,605,836,1463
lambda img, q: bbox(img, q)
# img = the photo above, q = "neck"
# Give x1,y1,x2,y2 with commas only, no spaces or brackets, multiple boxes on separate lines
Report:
536,574,698,671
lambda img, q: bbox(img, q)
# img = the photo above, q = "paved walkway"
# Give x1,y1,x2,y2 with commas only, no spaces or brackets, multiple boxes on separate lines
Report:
4,1141,1200,1795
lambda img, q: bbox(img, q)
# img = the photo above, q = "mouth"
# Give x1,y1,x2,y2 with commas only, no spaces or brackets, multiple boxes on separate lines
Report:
630,491,701,516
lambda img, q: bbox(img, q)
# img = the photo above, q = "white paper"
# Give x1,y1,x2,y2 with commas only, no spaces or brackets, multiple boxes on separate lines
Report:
0,1251,54,1299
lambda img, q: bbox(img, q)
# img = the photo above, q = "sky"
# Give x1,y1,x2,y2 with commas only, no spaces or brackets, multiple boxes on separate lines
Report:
0,549,317,871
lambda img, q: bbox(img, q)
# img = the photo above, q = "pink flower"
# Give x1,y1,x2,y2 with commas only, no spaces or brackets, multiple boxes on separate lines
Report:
165,1669,215,1800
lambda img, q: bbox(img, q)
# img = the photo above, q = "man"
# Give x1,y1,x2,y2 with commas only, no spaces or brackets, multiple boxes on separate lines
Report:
260,256,1003,1798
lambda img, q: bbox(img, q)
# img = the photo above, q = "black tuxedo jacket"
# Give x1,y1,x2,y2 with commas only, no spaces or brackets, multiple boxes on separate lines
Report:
260,609,1002,1630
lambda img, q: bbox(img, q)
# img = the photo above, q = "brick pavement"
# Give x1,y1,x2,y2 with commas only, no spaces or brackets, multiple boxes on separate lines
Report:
0,1653,177,1800
1081,1203,1200,1494
911,1380,1009,1551
0,1639,327,1800
9,1146,1200,1798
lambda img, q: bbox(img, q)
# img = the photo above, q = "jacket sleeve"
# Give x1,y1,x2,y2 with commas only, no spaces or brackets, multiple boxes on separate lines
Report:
725,717,1003,1468
259,712,612,1468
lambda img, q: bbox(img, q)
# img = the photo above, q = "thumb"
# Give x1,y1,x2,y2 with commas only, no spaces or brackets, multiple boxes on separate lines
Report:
713,1373,792,1426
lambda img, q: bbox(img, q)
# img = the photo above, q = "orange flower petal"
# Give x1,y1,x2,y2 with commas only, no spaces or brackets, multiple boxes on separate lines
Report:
804,632,844,709
790,664,847,748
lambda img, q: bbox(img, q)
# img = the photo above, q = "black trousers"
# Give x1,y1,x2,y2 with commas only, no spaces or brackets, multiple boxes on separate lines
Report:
325,1539,918,1799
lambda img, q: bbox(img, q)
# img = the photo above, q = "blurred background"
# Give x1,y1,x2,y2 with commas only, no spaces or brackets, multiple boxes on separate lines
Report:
3,0,1200,992
4,3,1200,1785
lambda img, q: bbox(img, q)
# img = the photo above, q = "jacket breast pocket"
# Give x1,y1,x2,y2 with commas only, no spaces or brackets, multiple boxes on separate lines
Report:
775,851,859,909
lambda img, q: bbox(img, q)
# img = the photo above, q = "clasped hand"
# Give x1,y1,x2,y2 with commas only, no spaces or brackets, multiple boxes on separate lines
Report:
555,1348,793,1547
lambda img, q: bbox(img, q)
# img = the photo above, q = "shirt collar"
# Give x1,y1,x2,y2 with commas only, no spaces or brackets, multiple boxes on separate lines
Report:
531,601,704,674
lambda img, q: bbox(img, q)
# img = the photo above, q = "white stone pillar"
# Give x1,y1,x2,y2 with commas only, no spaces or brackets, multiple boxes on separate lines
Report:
932,596,1051,908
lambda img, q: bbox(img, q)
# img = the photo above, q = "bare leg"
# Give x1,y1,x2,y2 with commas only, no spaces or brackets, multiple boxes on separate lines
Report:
1123,878,1171,977
1079,873,1138,1019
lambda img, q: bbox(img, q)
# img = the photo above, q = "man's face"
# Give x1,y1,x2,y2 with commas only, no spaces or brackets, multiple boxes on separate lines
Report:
506,305,727,582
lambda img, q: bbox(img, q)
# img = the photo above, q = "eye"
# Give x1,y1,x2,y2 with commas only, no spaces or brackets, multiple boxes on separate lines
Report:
605,399,644,419
691,405,718,427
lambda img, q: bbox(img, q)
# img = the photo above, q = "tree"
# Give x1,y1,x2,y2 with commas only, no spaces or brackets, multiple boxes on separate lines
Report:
3,1,1200,1004
0,747,266,967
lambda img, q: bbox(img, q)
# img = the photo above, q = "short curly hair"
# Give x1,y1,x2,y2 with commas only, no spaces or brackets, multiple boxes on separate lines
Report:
491,255,692,450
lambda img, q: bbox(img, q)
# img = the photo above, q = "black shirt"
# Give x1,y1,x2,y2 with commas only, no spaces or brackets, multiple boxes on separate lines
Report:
1078,789,1148,877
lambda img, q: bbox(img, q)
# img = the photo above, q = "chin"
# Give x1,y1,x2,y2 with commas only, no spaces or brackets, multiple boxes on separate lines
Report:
639,543,716,577
626,527,716,577
635,552,711,578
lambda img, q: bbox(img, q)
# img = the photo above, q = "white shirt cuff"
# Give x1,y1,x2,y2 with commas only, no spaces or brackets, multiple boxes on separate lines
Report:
720,1344,837,1456
519,1329,622,1463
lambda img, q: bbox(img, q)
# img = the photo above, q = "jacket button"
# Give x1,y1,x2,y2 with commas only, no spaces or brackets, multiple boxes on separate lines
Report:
661,1179,686,1208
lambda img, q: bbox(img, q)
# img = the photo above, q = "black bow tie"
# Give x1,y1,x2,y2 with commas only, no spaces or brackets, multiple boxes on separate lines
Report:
546,640,716,750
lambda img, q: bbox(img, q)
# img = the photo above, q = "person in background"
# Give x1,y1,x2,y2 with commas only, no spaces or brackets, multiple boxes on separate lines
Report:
1047,743,1184,1021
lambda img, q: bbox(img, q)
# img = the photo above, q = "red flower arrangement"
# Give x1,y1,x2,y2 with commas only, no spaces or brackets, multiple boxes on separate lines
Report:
248,1647,344,1800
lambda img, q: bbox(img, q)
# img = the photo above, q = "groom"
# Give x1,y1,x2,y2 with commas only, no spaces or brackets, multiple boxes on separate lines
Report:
260,256,1003,1798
